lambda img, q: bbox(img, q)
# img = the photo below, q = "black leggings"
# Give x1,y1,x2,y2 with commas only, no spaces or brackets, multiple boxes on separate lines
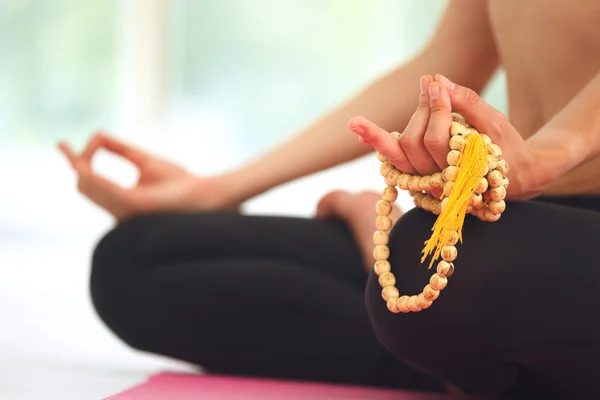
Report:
90,196,600,397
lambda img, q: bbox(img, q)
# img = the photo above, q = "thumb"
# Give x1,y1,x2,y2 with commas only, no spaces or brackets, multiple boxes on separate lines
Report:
315,190,351,219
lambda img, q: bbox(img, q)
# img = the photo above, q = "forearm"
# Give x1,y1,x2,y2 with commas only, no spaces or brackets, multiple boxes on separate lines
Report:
527,71,600,188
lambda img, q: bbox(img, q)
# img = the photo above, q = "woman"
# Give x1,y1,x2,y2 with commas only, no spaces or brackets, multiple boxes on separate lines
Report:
60,0,600,397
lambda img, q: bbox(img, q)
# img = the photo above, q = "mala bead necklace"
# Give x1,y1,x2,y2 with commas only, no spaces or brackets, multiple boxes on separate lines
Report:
374,113,509,314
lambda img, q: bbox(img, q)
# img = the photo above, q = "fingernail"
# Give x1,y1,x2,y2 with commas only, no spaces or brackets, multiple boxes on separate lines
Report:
439,75,455,92
429,83,440,99
351,125,365,135
420,76,430,94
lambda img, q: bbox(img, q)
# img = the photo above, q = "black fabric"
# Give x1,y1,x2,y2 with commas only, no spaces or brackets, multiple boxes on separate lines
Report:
90,212,443,391
365,195,600,398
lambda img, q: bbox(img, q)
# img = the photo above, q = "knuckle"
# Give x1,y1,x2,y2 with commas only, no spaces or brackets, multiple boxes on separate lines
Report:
462,87,481,106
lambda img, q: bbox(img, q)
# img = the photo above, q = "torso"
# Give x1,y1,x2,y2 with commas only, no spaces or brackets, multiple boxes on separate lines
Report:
487,0,600,195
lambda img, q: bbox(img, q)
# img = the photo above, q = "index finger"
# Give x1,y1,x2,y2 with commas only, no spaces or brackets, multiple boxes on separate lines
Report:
85,132,150,167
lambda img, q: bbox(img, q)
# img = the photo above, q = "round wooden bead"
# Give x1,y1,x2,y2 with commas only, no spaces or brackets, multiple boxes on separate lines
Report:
376,215,393,231
385,169,401,186
450,121,468,136
373,260,391,275
497,159,509,175
445,231,459,246
483,207,502,222
382,186,398,202
465,128,479,137
487,154,498,171
413,192,426,207
378,271,396,287
502,177,510,189
441,245,458,262
421,195,434,212
373,230,389,246
449,135,465,151
443,181,455,197
397,295,410,313
489,200,506,214
490,185,507,201
487,143,502,158
381,285,400,301
380,161,395,177
416,293,433,309
408,190,421,197
430,173,444,189
470,192,483,208
447,150,461,166
406,295,422,312
442,166,460,182
408,176,422,191
480,134,492,145
397,174,411,190
390,131,402,140
440,197,449,211
423,284,440,301
386,297,401,313
451,112,468,126
430,273,448,291
373,245,390,260
430,198,441,215
376,200,393,216
376,152,387,162
437,260,455,277
419,176,432,192
486,170,503,187
475,177,489,194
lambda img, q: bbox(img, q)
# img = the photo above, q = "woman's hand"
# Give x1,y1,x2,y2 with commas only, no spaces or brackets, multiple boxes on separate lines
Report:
58,133,238,222
349,74,547,200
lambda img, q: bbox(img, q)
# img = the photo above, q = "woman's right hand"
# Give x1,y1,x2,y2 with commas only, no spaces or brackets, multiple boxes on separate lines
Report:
58,133,238,222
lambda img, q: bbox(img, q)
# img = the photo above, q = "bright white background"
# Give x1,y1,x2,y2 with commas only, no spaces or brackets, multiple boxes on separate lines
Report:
0,1,507,398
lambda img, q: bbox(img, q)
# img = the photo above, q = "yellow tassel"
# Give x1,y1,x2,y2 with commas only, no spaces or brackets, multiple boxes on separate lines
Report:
420,133,488,268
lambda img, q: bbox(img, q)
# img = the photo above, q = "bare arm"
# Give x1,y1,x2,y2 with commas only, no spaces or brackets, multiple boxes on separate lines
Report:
220,0,499,206
528,71,600,190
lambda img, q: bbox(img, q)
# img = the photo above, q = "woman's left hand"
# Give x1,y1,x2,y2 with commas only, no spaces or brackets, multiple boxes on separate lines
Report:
349,74,547,200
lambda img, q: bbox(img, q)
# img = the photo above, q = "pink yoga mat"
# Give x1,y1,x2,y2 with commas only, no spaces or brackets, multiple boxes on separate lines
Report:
104,373,476,400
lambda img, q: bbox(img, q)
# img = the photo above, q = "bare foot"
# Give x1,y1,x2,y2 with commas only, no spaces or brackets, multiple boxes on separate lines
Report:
316,190,403,271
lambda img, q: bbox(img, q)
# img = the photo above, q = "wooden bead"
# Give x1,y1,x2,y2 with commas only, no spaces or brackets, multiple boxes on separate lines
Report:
441,245,458,262
487,143,502,158
430,173,444,189
486,170,503,187
480,134,492,145
376,215,393,231
406,295,422,312
502,177,510,189
451,112,468,126
382,186,398,202
430,198,441,215
378,271,396,287
430,273,448,291
413,192,426,207
423,284,440,301
390,131,402,140
465,128,479,137
416,293,433,310
408,175,422,191
397,174,411,190
445,231,459,246
440,197,449,211
443,181,455,197
397,295,410,313
380,161,395,177
408,190,421,197
450,121,468,136
437,260,455,277
466,204,473,214
421,195,434,212
483,207,501,222
386,297,401,313
385,168,401,186
376,152,387,162
419,176,432,192
497,159,509,175
376,200,393,216
487,154,498,171
449,135,465,151
373,230,389,246
470,192,483,208
482,190,492,203
381,285,400,301
475,177,489,194
373,245,390,260
490,185,507,201
488,200,506,214
442,166,460,182
373,260,391,275
447,150,461,166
